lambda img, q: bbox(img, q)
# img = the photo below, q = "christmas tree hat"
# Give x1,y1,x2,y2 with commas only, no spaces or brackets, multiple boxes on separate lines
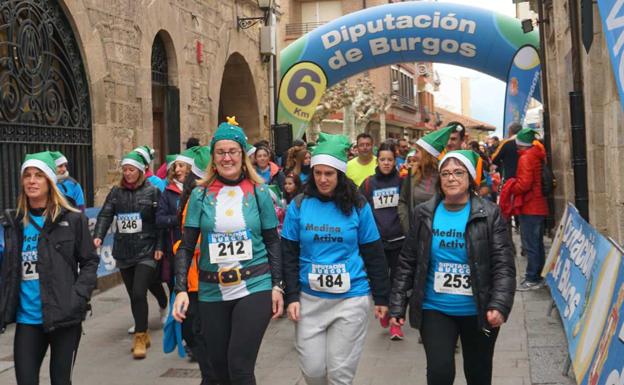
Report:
21,151,59,183
310,132,351,173
210,122,248,151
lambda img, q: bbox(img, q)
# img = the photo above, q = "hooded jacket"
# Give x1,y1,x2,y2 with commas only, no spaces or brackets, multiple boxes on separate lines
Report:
389,194,516,331
510,142,549,216
0,209,99,332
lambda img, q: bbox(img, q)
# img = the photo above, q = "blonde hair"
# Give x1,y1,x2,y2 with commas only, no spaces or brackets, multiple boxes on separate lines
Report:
199,148,264,187
17,174,79,226
117,167,147,188
411,144,439,184
285,146,307,175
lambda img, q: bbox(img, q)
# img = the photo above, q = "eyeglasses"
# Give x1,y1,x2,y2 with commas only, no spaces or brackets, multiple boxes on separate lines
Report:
214,149,242,158
440,170,467,179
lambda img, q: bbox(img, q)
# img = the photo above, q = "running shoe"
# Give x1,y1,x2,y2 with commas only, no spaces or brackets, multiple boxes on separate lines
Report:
128,325,135,334
517,279,544,291
390,325,404,341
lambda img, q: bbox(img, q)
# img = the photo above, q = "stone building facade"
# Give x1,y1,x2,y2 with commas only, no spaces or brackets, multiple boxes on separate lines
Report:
537,1,624,243
23,0,273,206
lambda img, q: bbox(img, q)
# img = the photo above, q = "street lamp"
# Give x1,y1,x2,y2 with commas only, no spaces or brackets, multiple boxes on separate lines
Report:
237,0,274,30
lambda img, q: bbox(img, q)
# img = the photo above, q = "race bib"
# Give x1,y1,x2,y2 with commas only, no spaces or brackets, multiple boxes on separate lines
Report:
117,212,142,234
308,263,351,294
21,250,39,281
433,262,472,296
372,187,399,209
208,230,253,264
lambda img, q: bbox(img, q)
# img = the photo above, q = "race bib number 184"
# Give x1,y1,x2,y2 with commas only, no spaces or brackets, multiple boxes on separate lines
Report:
308,263,351,294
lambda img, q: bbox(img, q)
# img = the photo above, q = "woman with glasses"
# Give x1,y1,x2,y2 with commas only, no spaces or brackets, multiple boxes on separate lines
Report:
172,121,284,385
390,150,516,385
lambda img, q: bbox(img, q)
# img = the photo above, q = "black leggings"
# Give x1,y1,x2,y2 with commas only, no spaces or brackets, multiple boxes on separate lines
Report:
14,323,82,385
384,244,402,282
183,292,217,384
198,291,272,385
120,264,167,333
420,310,499,385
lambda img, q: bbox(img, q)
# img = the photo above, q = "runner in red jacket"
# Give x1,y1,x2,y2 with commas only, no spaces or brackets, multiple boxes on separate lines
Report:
512,129,549,291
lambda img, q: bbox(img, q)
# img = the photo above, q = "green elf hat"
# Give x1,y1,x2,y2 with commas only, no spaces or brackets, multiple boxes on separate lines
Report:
310,132,351,173
515,128,538,146
439,150,483,186
176,147,196,167
416,123,464,158
246,143,257,157
166,154,178,170
134,145,156,165
191,146,211,178
21,151,58,183
50,151,68,167
210,122,248,152
406,149,416,158
121,150,147,171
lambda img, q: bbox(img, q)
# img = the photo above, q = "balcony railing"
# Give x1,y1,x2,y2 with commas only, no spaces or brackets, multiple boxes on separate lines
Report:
392,93,416,110
286,22,327,36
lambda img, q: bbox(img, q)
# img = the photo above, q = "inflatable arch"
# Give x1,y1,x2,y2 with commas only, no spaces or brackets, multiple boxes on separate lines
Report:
277,2,541,138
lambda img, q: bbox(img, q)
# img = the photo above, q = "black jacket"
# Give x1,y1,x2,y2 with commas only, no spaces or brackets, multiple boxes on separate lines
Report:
359,167,404,248
0,209,99,332
389,194,516,331
93,182,163,266
156,183,182,258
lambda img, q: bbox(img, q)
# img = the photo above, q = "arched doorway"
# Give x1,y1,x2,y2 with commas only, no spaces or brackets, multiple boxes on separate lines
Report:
151,32,179,167
218,53,260,142
0,0,93,209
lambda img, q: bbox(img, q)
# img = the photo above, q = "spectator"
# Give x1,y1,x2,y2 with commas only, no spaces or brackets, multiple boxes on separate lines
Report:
445,122,466,152
50,151,86,212
492,123,522,181
283,173,303,204
255,145,285,190
396,138,410,169
186,137,200,149
346,133,377,187
511,129,549,291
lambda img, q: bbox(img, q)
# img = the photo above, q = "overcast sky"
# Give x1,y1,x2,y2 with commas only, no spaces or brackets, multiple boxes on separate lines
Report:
433,0,518,136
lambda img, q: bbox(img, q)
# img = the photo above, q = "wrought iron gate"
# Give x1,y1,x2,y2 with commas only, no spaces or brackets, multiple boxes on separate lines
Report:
0,0,93,210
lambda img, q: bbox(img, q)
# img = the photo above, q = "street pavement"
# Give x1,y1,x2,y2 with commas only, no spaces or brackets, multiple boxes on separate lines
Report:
0,234,576,385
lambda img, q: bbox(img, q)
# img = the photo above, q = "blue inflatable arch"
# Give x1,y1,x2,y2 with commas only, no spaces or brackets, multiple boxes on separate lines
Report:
277,2,540,138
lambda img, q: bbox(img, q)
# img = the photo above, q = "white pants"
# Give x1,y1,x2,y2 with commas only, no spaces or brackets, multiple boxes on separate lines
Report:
296,292,371,385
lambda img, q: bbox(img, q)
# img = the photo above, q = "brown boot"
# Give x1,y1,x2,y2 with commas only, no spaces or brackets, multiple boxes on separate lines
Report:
132,332,148,359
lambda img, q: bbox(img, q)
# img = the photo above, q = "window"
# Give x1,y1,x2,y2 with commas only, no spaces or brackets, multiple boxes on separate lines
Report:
391,66,415,108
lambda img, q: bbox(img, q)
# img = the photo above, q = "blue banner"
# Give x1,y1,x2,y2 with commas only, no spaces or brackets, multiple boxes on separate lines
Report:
0,208,118,278
596,1,624,114
503,45,542,136
543,203,624,384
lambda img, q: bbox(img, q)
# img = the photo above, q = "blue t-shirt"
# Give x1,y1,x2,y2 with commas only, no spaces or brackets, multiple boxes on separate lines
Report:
148,175,166,192
300,172,309,184
57,178,85,208
17,215,45,324
423,202,477,316
281,196,380,299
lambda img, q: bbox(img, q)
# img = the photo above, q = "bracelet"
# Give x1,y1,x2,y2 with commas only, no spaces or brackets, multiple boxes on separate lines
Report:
272,285,285,294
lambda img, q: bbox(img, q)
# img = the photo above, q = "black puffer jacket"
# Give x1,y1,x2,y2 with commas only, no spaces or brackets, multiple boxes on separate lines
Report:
0,209,99,332
93,182,163,267
389,194,516,331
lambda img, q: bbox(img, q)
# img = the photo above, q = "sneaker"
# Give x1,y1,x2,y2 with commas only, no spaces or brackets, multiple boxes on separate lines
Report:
379,314,390,329
128,325,135,334
517,279,544,291
160,306,168,325
390,325,404,341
